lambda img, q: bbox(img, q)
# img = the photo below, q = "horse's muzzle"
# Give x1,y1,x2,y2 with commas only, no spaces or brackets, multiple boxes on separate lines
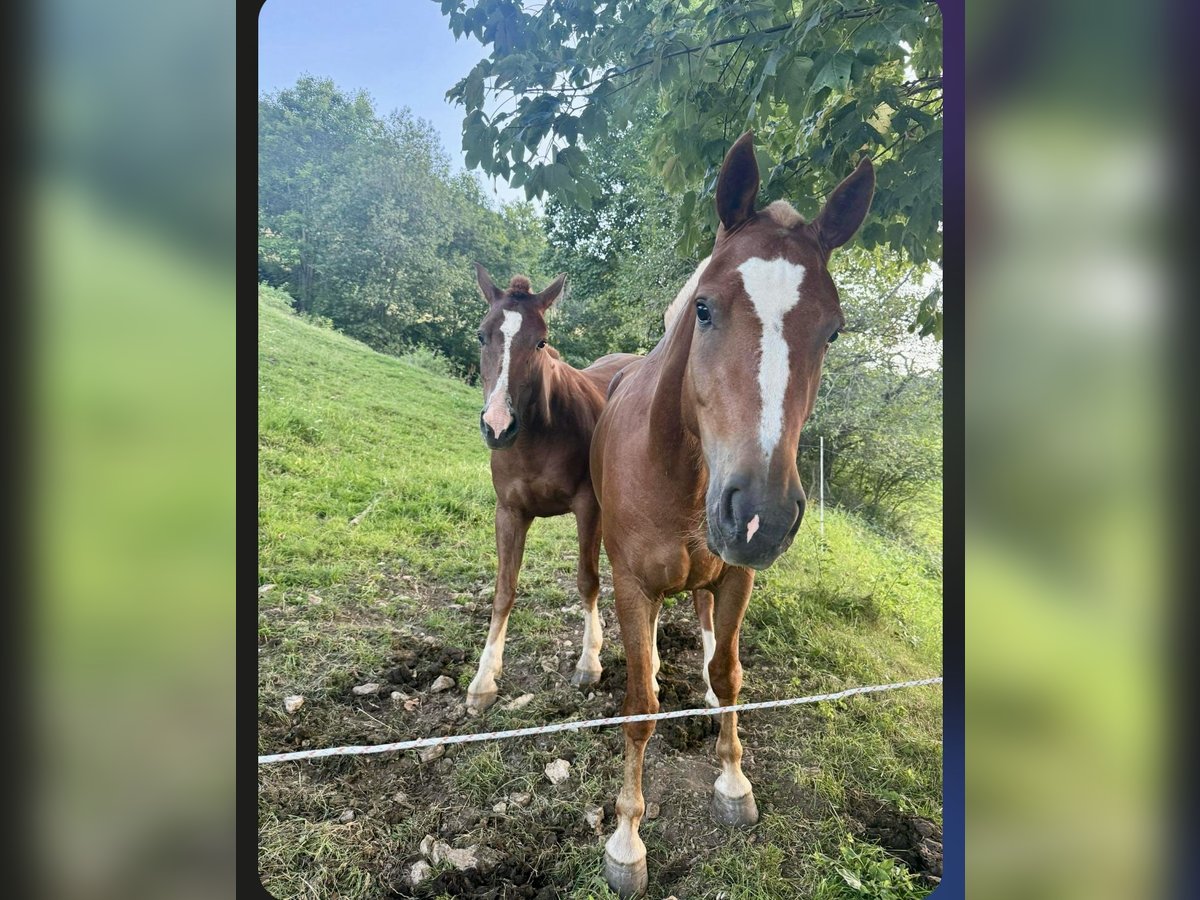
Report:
480,408,520,449
706,477,805,569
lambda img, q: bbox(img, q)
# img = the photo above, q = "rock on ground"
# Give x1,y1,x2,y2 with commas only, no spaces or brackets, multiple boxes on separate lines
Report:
503,693,535,711
420,744,446,763
585,806,604,833
419,834,479,870
544,758,571,784
430,674,456,693
352,682,381,696
408,859,432,885
283,695,304,714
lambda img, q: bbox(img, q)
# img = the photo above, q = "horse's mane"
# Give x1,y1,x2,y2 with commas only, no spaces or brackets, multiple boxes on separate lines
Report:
663,255,711,330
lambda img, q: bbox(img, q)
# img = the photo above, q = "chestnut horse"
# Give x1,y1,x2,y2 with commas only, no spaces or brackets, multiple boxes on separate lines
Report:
466,265,640,711
591,132,875,895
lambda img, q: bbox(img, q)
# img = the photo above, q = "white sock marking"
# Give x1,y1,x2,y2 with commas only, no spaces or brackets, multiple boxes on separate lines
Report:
578,605,602,674
715,761,754,799
736,257,807,462
469,621,508,697
701,627,718,707
482,310,523,436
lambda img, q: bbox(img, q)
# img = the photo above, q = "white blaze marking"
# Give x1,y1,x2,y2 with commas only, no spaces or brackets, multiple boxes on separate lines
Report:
482,310,523,436
736,257,807,462
745,514,760,543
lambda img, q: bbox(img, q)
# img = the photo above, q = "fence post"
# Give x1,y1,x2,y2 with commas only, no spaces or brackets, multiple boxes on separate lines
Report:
819,436,825,540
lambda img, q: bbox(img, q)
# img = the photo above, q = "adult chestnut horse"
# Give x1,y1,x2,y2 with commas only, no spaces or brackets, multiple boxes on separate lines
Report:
466,265,639,711
591,132,874,896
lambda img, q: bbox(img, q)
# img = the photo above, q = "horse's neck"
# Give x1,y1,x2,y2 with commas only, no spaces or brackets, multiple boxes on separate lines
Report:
524,353,594,435
645,308,702,484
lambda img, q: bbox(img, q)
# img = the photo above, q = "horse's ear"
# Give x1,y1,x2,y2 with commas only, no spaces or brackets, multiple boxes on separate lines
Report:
535,273,567,310
475,262,503,304
811,156,875,254
716,130,760,231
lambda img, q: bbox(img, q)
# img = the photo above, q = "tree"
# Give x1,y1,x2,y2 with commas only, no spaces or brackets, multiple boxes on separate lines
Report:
803,245,942,525
258,76,553,378
436,0,943,337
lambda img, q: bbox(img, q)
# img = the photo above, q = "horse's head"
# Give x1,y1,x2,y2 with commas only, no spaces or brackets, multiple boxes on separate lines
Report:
684,132,874,568
474,264,567,449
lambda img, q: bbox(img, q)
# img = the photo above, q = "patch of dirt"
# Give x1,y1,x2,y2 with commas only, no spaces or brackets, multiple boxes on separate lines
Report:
260,583,941,899
847,792,943,884
380,644,468,692
395,858,555,900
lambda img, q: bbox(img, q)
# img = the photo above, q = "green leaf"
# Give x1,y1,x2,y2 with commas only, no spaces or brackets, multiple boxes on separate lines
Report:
837,867,864,891
462,67,485,111
812,54,853,95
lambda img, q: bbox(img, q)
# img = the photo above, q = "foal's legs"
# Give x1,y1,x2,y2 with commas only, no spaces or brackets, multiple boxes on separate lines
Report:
692,589,718,707
708,567,759,826
467,505,532,711
570,494,604,687
604,577,661,898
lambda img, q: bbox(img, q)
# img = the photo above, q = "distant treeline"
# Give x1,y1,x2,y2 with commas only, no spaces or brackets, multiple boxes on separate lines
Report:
259,77,549,381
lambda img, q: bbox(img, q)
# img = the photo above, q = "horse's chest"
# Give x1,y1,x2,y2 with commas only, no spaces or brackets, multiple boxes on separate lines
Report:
498,480,573,515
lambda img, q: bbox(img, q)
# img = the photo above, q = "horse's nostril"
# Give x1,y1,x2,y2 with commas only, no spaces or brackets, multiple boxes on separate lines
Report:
720,486,739,525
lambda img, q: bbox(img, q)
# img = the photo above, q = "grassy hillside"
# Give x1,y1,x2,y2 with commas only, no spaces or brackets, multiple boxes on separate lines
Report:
258,284,943,899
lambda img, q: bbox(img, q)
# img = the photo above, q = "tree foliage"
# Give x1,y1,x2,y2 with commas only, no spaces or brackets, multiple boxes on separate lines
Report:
438,0,942,337
258,76,549,378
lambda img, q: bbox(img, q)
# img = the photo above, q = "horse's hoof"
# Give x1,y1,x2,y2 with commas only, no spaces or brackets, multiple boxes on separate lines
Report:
466,690,498,712
570,667,601,688
604,852,648,898
711,787,759,827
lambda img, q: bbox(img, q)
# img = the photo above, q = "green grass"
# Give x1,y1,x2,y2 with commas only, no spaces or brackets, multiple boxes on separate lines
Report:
258,283,943,899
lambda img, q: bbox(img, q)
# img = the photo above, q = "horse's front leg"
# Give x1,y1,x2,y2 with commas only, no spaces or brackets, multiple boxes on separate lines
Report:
466,505,532,711
604,575,661,898
692,588,718,706
708,567,759,826
570,493,603,687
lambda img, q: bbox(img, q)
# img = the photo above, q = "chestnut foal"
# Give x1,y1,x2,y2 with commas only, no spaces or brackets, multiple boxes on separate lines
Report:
591,132,875,895
466,265,639,711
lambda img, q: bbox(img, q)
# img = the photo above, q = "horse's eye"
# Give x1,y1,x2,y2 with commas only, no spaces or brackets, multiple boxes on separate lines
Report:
537,340,546,349
695,301,712,325
478,332,486,345
828,329,839,343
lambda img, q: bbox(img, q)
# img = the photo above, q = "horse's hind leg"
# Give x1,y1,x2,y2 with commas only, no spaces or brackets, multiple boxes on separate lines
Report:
467,505,531,711
707,567,759,827
692,589,718,707
570,495,603,687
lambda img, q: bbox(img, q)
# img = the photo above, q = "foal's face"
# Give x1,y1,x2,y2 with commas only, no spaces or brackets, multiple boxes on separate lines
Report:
686,134,874,568
473,266,565,449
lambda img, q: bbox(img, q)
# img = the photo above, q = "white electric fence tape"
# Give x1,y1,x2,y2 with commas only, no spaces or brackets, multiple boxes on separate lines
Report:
259,676,942,765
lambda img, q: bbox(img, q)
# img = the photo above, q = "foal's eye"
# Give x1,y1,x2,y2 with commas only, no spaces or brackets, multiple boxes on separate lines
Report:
477,332,486,345
537,340,546,350
695,301,712,326
828,329,840,344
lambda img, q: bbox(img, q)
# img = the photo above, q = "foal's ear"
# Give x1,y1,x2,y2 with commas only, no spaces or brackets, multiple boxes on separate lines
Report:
474,262,503,304
535,273,567,310
812,156,875,254
716,130,760,231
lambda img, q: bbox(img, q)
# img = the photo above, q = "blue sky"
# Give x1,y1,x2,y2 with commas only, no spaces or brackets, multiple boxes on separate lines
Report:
258,0,523,204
